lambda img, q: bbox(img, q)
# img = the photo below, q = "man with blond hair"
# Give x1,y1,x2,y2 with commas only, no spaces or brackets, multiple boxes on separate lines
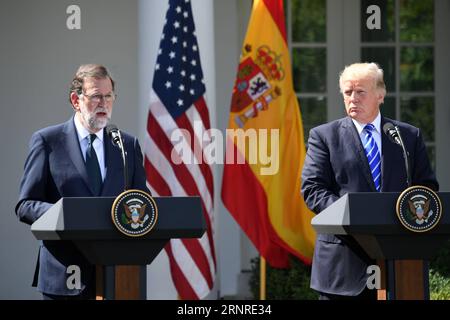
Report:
301,62,438,300
16,64,149,300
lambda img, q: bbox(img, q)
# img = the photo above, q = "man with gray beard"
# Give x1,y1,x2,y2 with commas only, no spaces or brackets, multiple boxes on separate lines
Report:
15,64,149,300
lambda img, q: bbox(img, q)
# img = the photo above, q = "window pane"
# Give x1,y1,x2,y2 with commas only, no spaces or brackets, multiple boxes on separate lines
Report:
292,0,326,43
400,0,434,42
400,96,434,141
292,48,326,93
361,0,395,42
381,97,396,119
299,97,327,143
361,47,395,92
400,47,434,91
426,145,435,172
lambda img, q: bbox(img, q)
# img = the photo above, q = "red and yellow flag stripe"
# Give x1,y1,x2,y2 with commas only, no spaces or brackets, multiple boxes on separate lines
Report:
222,0,316,267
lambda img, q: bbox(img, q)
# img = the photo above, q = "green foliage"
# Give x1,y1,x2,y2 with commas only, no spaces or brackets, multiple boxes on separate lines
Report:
430,269,450,300
299,97,327,144
291,0,326,43
430,240,450,276
400,97,435,141
399,0,434,42
400,47,434,92
248,240,450,300
430,239,450,300
249,256,318,300
292,47,327,93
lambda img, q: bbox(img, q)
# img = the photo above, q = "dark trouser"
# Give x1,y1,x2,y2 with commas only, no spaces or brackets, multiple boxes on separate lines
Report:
42,292,93,300
42,286,95,300
318,288,377,300
42,274,96,300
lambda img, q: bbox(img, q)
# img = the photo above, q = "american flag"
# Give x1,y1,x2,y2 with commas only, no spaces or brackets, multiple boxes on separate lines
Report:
144,0,216,299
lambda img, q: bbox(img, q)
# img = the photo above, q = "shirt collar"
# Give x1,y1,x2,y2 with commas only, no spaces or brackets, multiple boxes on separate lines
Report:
351,112,381,135
74,114,104,142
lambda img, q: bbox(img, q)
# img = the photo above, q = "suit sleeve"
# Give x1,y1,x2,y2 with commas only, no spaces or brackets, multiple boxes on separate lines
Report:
131,137,152,195
15,132,53,225
411,129,439,191
301,128,339,214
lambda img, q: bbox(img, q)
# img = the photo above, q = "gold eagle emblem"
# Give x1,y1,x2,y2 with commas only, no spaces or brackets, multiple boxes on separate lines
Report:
408,198,431,224
124,203,147,225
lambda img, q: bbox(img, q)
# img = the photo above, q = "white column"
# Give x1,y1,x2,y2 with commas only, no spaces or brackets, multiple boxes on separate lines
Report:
138,0,175,300
213,0,255,299
138,0,218,299
435,0,450,190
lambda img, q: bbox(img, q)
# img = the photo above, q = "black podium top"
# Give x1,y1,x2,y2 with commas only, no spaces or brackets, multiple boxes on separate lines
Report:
31,196,206,265
311,192,450,259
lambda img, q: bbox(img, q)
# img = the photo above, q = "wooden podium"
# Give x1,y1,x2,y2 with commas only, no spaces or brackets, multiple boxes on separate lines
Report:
311,192,450,300
30,196,205,300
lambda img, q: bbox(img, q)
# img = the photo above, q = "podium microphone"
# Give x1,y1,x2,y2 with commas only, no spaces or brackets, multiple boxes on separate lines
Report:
383,122,411,187
383,122,401,145
106,124,129,190
106,124,122,147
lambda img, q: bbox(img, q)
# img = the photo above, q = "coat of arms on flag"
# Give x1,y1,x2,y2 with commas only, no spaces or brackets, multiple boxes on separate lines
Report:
231,45,284,128
222,0,316,269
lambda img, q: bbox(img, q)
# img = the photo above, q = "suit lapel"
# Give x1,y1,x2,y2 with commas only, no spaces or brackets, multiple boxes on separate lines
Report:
342,117,377,191
62,117,95,194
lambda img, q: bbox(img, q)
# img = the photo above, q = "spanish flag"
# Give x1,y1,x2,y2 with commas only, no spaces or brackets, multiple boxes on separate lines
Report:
221,0,315,267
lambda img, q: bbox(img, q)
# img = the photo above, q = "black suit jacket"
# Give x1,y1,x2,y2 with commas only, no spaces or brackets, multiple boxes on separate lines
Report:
15,117,149,296
301,116,438,296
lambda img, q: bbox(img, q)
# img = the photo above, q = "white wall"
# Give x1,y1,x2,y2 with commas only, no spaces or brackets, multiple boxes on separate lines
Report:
0,0,139,299
0,0,255,300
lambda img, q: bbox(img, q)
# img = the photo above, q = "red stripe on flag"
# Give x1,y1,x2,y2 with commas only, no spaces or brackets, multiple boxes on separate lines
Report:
192,98,217,265
147,109,216,281
146,110,215,227
147,112,202,195
199,208,217,268
164,244,199,299
144,157,172,196
222,143,290,268
195,97,211,130
181,238,214,288
262,0,287,43
175,112,214,197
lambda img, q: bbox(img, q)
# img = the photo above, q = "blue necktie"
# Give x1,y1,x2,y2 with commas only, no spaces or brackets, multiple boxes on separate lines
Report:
85,134,102,196
363,124,381,191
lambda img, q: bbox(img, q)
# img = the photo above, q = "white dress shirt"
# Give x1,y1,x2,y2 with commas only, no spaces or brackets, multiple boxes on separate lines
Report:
74,115,106,181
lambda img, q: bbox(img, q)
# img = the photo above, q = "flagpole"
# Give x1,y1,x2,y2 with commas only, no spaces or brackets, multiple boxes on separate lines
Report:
260,256,266,300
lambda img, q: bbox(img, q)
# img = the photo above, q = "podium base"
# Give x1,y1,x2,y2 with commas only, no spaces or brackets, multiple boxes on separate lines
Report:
96,265,147,300
378,259,429,300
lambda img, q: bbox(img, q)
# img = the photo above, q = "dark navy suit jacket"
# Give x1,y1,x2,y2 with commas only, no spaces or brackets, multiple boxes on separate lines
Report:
301,116,438,296
15,117,149,296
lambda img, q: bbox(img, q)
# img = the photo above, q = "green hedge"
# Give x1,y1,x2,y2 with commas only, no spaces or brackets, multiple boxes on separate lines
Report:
249,240,450,300
430,239,450,300
249,257,318,300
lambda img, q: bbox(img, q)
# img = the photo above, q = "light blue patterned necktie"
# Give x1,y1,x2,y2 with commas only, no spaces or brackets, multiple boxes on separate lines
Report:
363,124,381,191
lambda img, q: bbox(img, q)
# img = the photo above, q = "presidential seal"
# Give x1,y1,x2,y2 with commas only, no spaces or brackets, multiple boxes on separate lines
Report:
396,185,442,233
111,189,158,237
